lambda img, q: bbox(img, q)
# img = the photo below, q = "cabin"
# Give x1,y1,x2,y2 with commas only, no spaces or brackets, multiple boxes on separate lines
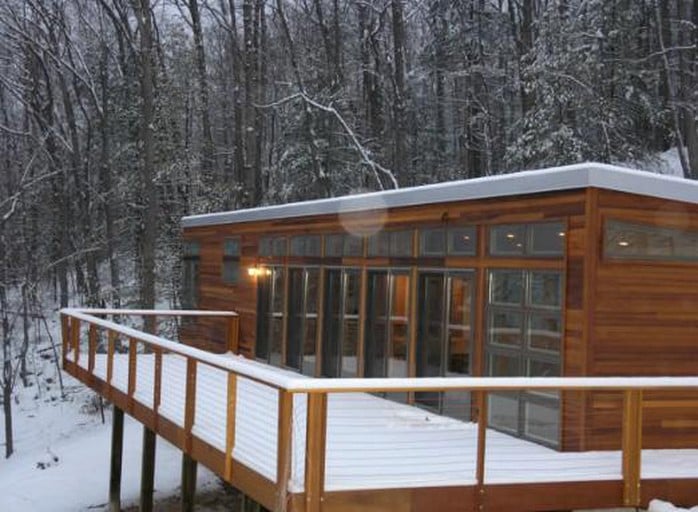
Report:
60,162,698,512
180,163,698,452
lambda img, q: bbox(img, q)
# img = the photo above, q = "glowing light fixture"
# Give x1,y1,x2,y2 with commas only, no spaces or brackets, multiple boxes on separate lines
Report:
506,233,516,239
618,240,630,247
248,266,271,277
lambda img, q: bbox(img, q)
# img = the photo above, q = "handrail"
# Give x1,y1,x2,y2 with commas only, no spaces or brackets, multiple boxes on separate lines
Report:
68,308,238,317
62,308,698,394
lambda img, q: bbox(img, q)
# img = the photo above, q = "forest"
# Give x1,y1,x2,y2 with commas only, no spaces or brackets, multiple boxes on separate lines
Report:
0,0,696,457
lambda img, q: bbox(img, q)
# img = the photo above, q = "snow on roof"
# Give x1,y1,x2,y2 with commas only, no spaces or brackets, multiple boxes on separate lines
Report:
181,162,698,229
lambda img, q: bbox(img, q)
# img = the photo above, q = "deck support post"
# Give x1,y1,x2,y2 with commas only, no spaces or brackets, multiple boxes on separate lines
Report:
109,406,124,512
181,453,198,512
139,426,157,512
475,391,488,512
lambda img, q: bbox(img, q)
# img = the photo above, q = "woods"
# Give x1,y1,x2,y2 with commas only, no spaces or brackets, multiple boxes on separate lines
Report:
0,0,696,457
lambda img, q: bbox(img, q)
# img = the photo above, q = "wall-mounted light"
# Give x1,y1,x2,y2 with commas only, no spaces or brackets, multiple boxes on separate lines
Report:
618,240,630,247
248,266,271,277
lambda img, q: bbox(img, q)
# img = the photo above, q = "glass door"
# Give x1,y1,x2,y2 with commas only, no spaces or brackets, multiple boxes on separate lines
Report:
416,271,474,419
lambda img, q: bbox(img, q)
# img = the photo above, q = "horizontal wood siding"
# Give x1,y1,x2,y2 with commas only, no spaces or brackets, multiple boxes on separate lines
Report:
587,189,698,449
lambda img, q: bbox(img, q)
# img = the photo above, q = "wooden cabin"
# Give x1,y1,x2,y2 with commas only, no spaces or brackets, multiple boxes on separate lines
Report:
180,163,698,453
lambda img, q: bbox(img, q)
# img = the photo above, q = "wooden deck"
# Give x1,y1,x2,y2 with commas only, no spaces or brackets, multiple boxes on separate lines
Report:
61,309,698,512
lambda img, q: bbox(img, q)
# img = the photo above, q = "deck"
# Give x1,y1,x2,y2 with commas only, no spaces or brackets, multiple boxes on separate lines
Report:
61,309,698,512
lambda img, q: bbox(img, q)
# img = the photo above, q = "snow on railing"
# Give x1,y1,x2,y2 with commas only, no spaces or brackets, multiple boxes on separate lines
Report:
60,308,698,512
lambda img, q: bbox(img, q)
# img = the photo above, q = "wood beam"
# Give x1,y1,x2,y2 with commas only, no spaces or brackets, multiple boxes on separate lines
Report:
109,407,124,512
181,453,198,512
139,426,157,512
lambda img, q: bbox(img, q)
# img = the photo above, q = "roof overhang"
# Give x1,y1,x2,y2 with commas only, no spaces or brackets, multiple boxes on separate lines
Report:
181,163,698,229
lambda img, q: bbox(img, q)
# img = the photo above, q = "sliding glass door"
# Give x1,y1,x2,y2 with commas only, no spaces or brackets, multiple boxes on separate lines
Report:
286,268,319,375
416,271,475,420
322,268,360,377
255,266,285,366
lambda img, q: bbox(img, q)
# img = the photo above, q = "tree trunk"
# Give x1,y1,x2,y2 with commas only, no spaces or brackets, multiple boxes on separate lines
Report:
133,0,158,332
391,0,407,182
187,0,215,175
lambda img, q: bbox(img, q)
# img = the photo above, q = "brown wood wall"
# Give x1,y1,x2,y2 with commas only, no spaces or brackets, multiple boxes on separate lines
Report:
181,186,698,451
584,188,698,449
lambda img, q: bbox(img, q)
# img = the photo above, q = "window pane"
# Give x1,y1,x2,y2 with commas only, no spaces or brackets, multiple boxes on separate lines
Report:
183,240,200,256
342,318,359,377
449,276,473,326
489,394,519,434
530,222,565,256
344,235,363,256
489,310,523,347
222,261,239,284
306,269,319,314
488,353,520,377
605,219,698,261
420,228,446,255
525,401,559,445
259,237,272,256
389,273,410,377
365,272,389,378
322,270,342,376
490,225,526,255
528,314,561,353
490,270,524,305
325,234,344,257
289,235,320,256
448,227,477,255
224,238,240,256
255,273,271,359
448,276,473,376
529,272,562,308
390,230,413,257
527,358,559,378
271,268,285,313
367,232,390,256
285,269,304,370
272,237,287,256
302,318,317,376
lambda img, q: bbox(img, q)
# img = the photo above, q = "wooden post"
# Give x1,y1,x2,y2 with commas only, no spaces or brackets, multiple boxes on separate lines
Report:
109,406,124,512
276,390,293,512
139,426,157,512
128,338,138,411
88,324,98,373
71,318,81,364
60,314,69,366
224,373,238,482
183,358,198,453
181,453,198,512
622,389,643,507
474,390,488,512
227,315,239,353
304,392,328,512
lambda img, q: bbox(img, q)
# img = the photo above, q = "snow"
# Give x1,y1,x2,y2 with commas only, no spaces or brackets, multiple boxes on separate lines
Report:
181,162,698,228
70,350,698,493
0,368,221,512
649,499,698,512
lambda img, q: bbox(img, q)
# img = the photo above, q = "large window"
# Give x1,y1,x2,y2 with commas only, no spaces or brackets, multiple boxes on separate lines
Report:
605,219,698,261
286,268,319,375
367,230,413,257
222,237,241,284
182,241,200,309
256,267,285,366
416,271,475,419
322,268,361,377
489,222,565,257
486,269,562,447
364,270,410,398
419,226,477,256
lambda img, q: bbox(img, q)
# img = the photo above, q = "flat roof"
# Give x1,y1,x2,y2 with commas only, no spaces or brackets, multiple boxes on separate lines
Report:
181,162,698,229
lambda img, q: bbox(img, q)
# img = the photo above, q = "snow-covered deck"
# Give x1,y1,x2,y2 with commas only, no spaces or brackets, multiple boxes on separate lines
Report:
66,351,698,493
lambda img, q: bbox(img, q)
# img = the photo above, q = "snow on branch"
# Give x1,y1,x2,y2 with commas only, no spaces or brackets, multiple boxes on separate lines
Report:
256,92,399,190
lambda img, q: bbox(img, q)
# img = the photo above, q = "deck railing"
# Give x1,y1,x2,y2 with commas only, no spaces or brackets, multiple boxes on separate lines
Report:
60,308,698,512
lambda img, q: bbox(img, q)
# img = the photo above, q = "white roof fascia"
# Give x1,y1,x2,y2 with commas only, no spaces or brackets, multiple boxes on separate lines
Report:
181,163,698,229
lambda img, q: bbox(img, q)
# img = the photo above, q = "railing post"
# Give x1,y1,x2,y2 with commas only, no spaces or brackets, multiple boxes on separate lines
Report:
227,315,239,353
276,390,293,512
183,358,198,454
106,331,116,390
305,392,328,512
622,389,643,507
127,337,137,403
88,324,98,374
71,317,81,364
153,346,162,430
60,314,69,366
475,390,488,512
224,373,238,482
